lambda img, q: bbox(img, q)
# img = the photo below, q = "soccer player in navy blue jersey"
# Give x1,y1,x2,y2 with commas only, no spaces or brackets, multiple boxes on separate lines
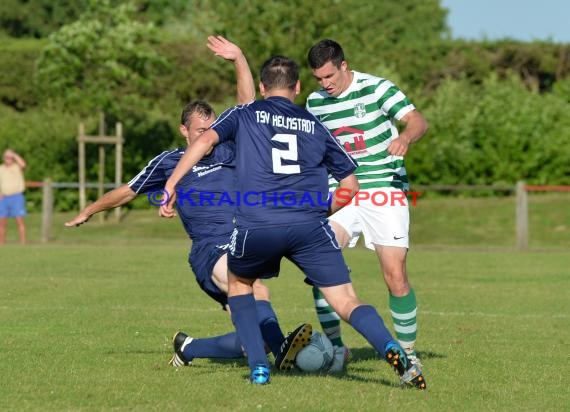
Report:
65,37,310,368
160,56,427,388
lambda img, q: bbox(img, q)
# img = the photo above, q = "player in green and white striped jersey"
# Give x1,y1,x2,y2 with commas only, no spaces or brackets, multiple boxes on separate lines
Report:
305,39,428,368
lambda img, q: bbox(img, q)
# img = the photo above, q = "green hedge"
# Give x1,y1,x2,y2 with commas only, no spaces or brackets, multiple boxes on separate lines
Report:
408,73,570,185
0,37,43,110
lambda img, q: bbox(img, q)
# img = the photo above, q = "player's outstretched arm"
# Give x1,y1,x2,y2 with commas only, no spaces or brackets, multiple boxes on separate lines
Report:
387,110,428,157
160,130,220,218
329,174,359,216
207,35,255,104
65,185,136,227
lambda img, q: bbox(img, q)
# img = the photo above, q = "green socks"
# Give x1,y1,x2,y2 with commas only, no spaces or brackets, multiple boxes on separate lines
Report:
389,288,417,354
311,286,417,353
312,286,345,348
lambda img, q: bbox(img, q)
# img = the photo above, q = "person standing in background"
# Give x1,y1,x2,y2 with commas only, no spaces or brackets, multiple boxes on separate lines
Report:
0,149,27,245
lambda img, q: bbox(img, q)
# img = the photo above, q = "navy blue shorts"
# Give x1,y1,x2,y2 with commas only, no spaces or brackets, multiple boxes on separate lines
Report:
188,238,230,309
228,220,351,288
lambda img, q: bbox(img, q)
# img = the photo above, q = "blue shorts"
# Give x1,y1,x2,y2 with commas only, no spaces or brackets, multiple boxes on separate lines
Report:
188,238,230,309
228,220,351,288
0,193,26,218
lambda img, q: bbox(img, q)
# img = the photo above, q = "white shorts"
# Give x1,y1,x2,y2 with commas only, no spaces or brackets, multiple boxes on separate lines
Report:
328,188,409,249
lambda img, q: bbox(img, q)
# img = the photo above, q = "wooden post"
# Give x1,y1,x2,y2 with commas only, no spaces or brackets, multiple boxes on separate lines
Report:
78,123,86,211
97,113,105,223
114,122,123,221
77,114,123,222
516,181,528,250
97,145,105,223
41,178,53,243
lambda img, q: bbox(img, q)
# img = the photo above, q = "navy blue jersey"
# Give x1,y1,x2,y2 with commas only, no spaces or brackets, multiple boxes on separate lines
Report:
127,143,236,241
212,96,357,227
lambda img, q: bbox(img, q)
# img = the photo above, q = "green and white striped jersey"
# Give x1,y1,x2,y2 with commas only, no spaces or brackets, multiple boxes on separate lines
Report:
306,71,415,191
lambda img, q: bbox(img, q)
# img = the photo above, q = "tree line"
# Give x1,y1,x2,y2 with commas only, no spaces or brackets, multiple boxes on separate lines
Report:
0,0,568,210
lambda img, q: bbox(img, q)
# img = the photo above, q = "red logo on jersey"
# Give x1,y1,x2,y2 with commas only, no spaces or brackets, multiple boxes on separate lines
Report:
333,126,368,155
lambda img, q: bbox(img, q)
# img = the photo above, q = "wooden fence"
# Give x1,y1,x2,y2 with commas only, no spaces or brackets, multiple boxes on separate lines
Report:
25,180,570,247
26,179,120,242
515,182,570,250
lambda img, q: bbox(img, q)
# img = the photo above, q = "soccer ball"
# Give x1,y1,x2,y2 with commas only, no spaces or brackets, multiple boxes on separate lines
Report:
295,331,334,372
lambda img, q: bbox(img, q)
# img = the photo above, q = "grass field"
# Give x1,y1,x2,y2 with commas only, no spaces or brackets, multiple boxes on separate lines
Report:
1,195,569,411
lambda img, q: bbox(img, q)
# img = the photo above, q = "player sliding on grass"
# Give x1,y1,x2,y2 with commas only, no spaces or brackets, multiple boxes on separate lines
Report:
306,40,429,366
160,55,427,388
65,36,311,369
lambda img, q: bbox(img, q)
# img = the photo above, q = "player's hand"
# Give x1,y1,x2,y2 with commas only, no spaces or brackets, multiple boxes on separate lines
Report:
207,35,242,62
387,137,410,157
159,187,177,218
65,213,91,227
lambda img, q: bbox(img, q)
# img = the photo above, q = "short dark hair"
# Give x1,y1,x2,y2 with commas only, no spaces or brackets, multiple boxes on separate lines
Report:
307,39,345,69
260,55,299,91
180,100,215,126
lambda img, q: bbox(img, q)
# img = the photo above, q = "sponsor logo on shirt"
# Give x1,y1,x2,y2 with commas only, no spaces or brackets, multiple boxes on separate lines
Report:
192,165,210,173
333,126,368,156
192,164,223,177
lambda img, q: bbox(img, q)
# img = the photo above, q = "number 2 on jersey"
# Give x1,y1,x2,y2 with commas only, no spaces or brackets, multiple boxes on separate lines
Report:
271,133,300,174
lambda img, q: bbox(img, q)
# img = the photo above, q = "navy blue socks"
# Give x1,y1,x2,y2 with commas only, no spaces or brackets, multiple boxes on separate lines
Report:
256,300,285,357
182,332,243,360
179,299,283,365
228,293,268,369
349,304,394,355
